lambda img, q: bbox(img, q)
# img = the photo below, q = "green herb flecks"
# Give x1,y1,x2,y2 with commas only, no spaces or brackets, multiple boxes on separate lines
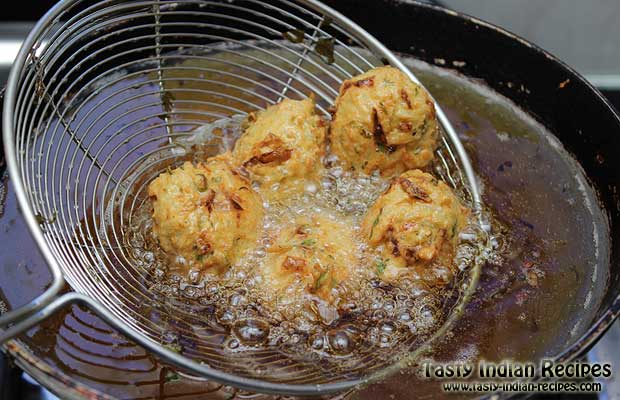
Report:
360,129,372,139
315,37,335,64
35,211,58,225
375,259,387,275
418,119,429,136
196,173,208,192
378,101,388,114
161,91,175,113
383,79,395,87
301,238,316,247
158,91,175,120
369,208,383,239
297,224,311,235
163,343,183,353
314,269,330,290
165,370,180,382
319,16,333,29
283,29,305,43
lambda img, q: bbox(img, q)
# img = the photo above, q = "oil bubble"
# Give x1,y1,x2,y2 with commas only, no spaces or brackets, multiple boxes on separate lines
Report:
399,312,411,322
123,122,487,375
381,322,395,335
187,269,200,284
218,310,235,325
309,334,324,350
327,330,353,355
372,310,387,320
233,318,270,346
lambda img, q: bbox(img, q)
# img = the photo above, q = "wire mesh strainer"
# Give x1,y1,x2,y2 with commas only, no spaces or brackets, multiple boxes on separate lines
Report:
1,0,486,395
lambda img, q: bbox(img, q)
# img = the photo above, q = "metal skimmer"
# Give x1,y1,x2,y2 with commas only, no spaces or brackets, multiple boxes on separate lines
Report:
1,0,486,395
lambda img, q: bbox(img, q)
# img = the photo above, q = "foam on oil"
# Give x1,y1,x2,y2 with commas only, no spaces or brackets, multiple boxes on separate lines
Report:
124,116,487,379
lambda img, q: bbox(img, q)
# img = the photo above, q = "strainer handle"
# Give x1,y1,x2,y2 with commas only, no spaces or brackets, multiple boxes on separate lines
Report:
0,293,189,366
0,84,67,332
0,262,68,343
0,294,188,377
0,277,65,330
0,292,356,395
0,259,65,329
0,291,76,344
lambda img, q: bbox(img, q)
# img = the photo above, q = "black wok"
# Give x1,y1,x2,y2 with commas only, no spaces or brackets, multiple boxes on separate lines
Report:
327,0,620,393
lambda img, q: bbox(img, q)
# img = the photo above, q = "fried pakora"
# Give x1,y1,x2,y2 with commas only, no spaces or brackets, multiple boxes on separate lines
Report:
148,154,264,275
330,66,439,176
361,169,468,284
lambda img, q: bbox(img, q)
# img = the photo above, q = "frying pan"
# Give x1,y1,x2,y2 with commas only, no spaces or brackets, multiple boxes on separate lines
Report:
0,0,619,398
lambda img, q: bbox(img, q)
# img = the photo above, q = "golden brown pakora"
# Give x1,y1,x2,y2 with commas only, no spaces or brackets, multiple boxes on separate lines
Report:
329,66,439,176
361,169,468,284
231,97,327,200
148,154,264,275
261,214,357,302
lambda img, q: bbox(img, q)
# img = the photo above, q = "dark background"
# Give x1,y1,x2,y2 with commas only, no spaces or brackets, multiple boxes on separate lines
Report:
0,1,57,20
